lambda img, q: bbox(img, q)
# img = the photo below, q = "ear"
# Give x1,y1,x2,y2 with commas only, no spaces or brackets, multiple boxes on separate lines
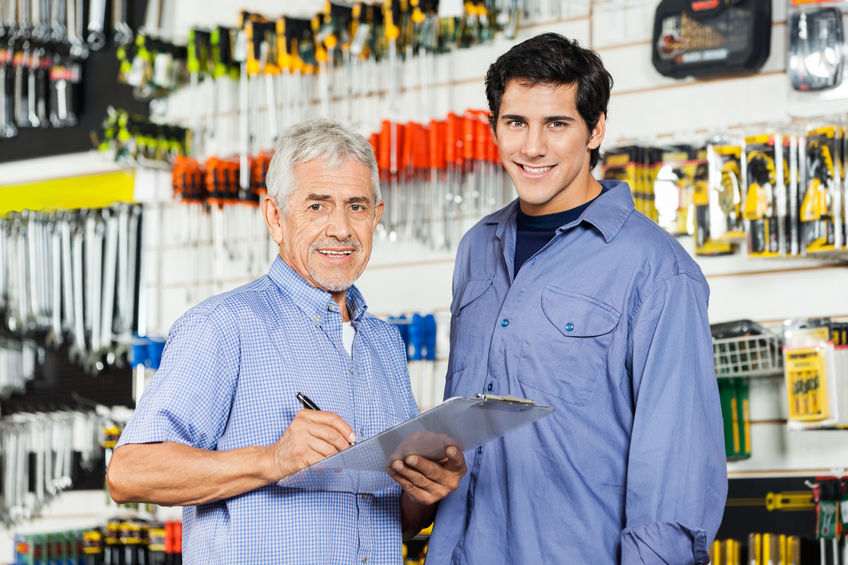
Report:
490,124,499,148
588,113,606,150
373,200,384,229
261,196,284,245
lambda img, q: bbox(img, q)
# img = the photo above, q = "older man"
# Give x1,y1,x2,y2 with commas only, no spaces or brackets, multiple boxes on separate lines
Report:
107,119,465,564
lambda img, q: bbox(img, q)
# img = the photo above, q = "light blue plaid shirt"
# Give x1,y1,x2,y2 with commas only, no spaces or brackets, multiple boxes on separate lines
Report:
117,257,418,564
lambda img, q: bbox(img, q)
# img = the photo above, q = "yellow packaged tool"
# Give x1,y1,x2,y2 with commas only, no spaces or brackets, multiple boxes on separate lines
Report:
654,145,698,236
801,125,842,253
699,145,739,255
603,146,644,213
783,319,839,428
744,134,782,256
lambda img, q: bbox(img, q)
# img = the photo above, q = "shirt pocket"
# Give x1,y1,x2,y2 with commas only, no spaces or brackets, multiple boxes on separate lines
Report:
518,286,621,406
447,278,493,379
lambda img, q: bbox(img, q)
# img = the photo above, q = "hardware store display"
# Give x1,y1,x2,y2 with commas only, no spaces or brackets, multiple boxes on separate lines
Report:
2,1,848,563
651,0,771,79
0,204,144,375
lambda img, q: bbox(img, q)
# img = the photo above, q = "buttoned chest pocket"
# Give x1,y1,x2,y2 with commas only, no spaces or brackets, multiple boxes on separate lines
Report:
518,287,621,406
448,279,494,379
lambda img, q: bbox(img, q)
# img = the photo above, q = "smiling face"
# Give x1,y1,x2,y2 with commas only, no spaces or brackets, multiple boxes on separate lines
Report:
262,158,383,310
493,80,606,215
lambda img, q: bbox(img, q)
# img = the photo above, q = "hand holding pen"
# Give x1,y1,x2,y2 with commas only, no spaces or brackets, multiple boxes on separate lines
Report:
265,393,357,481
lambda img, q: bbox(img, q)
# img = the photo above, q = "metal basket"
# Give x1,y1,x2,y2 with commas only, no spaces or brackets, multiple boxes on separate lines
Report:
713,333,783,378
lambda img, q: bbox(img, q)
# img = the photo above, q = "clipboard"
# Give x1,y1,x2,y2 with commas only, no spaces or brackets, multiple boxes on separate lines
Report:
277,394,554,493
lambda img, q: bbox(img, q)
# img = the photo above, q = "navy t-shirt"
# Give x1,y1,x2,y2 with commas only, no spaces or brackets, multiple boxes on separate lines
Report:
514,188,606,273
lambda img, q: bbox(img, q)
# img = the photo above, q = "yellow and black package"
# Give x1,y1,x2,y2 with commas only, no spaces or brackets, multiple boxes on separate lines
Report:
801,125,843,253
783,318,840,429
743,134,782,257
602,145,659,221
603,146,642,211
654,145,698,236
700,144,744,255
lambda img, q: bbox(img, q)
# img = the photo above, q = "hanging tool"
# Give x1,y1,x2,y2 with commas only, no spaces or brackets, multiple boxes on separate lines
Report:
85,0,106,50
235,14,250,198
113,0,133,46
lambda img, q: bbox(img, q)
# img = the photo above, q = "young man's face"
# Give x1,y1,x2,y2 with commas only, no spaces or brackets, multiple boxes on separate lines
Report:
493,79,605,215
263,159,383,298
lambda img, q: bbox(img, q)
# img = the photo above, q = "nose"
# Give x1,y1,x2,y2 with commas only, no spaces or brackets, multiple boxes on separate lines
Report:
325,206,352,240
520,125,546,158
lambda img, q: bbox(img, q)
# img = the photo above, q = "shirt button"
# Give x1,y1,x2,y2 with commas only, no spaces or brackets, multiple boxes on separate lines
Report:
349,367,354,373
565,322,574,332
314,316,321,323
362,559,367,564
487,382,493,391
500,318,509,327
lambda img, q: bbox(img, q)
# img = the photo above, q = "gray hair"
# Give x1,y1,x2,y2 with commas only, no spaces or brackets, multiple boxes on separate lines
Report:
265,118,381,214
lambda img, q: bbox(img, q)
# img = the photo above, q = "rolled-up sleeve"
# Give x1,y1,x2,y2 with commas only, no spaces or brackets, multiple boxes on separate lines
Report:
622,273,728,565
117,310,239,450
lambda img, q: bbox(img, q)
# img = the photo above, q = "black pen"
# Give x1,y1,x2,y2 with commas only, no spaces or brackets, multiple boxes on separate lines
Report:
296,392,321,411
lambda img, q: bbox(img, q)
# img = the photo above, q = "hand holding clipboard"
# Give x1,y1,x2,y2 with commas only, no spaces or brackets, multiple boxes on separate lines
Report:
278,394,554,493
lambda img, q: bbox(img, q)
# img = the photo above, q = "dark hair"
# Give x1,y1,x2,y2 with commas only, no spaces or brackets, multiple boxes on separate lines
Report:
485,33,613,169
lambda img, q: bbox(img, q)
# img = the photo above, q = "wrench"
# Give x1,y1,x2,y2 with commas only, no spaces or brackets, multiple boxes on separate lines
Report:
59,212,75,334
0,44,18,138
85,210,104,373
49,55,78,127
30,0,49,42
85,0,106,50
50,0,65,43
66,0,86,59
32,45,47,126
0,217,7,314
12,41,28,128
98,206,118,363
25,46,38,126
67,218,86,364
112,0,132,46
45,216,62,347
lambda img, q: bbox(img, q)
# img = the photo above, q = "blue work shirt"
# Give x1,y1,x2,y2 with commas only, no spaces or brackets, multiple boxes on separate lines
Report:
117,257,418,564
427,180,727,565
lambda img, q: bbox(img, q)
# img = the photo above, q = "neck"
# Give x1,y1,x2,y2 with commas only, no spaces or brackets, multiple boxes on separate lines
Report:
331,291,351,322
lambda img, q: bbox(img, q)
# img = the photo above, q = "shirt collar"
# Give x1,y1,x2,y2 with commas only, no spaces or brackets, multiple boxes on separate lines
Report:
267,256,369,322
487,179,634,244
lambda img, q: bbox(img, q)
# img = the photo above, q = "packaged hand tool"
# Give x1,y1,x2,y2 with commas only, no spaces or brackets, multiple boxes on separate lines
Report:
603,146,647,215
704,143,745,251
718,377,751,460
789,7,844,92
783,318,839,428
743,134,783,257
801,125,843,254
652,0,771,79
653,144,698,236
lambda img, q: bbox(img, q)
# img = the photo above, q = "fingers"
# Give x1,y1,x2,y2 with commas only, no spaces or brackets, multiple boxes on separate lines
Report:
293,409,357,450
388,446,467,505
272,410,356,479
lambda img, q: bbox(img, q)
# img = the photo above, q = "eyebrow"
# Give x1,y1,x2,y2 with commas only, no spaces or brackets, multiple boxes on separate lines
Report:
306,193,371,205
500,114,576,123
306,193,332,201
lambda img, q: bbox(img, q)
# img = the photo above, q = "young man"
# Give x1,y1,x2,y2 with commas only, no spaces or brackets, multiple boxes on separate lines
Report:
425,33,727,564
107,119,465,563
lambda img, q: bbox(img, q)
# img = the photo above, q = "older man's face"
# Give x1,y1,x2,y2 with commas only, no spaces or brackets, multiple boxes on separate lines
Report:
266,159,382,295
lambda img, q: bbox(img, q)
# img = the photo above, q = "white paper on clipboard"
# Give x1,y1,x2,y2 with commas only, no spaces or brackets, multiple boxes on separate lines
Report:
277,395,554,493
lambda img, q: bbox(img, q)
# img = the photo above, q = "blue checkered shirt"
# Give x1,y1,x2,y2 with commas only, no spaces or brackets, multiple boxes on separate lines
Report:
117,257,418,564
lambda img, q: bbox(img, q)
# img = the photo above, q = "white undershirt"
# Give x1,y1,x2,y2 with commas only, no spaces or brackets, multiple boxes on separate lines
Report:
342,321,355,356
